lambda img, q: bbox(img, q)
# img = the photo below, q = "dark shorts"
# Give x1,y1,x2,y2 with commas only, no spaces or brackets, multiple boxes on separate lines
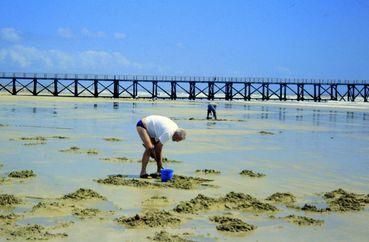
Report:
207,104,216,112
136,120,146,129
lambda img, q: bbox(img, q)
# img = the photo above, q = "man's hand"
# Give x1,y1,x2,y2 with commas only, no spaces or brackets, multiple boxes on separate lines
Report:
149,147,157,160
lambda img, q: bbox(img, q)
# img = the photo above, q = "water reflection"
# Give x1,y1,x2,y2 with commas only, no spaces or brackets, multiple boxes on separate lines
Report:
260,106,269,119
346,112,354,122
113,102,119,109
329,110,337,123
278,107,286,121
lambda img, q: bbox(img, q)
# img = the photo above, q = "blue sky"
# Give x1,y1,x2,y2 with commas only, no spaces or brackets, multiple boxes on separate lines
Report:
0,0,368,79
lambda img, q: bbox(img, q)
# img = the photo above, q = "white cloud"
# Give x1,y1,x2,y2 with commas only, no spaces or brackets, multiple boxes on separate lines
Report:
0,28,21,42
57,28,74,38
114,32,126,40
0,45,152,73
81,28,106,38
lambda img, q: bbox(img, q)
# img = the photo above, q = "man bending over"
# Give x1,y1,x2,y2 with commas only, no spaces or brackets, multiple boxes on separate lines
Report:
136,115,186,178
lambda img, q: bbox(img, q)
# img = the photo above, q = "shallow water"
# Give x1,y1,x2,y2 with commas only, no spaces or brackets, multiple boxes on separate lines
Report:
0,96,369,241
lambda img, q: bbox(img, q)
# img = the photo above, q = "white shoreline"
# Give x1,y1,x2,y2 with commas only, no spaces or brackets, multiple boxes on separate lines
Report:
0,94,368,111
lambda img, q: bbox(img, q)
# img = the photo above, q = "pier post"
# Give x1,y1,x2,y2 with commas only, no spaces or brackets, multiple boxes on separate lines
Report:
33,78,37,96
347,84,352,102
133,81,138,98
279,84,283,101
12,77,16,95
74,79,78,97
53,79,58,96
245,83,251,101
318,84,321,102
94,80,98,97
364,85,368,102
283,84,287,101
113,79,119,98
314,84,321,102
208,82,214,100
330,84,337,101
170,81,176,100
189,81,195,100
351,84,356,102
152,81,158,98
297,84,302,101
262,83,266,100
301,84,305,101
225,82,233,100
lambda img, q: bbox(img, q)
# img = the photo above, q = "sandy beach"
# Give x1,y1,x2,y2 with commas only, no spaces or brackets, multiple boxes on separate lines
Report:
1,95,369,241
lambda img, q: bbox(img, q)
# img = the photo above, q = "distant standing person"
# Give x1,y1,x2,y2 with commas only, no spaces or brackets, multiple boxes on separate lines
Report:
207,103,217,120
136,115,186,178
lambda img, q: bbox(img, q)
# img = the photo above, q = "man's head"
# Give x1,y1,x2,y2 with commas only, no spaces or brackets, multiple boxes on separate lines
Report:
172,128,186,142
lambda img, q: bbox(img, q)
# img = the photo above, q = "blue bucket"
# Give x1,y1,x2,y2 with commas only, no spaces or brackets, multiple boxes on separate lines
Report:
160,169,174,182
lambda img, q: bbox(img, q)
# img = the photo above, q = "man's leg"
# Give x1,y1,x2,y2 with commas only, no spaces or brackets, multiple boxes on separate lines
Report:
137,126,153,149
136,126,154,176
213,110,217,120
155,146,163,173
207,110,211,119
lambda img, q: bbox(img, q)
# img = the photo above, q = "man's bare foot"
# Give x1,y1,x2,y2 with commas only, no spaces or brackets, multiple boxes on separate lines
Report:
150,172,161,179
140,173,149,179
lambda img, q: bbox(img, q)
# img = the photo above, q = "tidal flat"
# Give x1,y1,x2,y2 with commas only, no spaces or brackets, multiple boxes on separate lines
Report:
0,95,369,241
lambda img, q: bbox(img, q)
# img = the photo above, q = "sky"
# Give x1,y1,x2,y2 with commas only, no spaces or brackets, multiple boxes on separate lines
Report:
0,0,369,80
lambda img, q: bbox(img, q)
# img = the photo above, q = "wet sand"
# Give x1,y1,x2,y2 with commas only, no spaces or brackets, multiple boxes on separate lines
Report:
0,95,369,241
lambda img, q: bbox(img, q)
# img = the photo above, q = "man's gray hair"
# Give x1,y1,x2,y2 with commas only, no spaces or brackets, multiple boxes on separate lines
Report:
175,128,186,140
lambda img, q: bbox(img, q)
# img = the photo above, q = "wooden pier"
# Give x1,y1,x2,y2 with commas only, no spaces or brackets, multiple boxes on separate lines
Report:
0,72,368,102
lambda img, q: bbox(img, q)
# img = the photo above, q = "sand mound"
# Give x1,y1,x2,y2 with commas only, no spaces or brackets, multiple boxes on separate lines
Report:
324,188,369,211
100,157,135,163
59,146,99,155
10,136,68,146
266,192,296,204
300,204,330,212
259,131,274,135
32,201,70,211
0,194,22,206
1,224,68,240
96,175,152,187
166,175,213,190
62,188,105,200
195,169,221,174
8,170,36,178
282,215,324,226
148,231,194,242
73,208,100,218
174,192,277,214
0,213,21,222
174,194,218,214
142,196,169,205
221,192,277,212
209,216,256,232
240,170,265,177
96,174,213,190
103,137,122,142
116,210,181,228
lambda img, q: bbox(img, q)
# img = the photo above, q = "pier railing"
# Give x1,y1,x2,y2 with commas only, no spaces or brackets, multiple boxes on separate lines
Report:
0,72,368,102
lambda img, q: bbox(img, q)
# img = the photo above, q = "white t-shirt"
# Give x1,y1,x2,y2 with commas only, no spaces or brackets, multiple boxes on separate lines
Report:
144,115,178,144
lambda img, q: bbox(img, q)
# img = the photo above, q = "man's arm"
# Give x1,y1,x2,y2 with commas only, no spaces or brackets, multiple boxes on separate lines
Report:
154,142,163,172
